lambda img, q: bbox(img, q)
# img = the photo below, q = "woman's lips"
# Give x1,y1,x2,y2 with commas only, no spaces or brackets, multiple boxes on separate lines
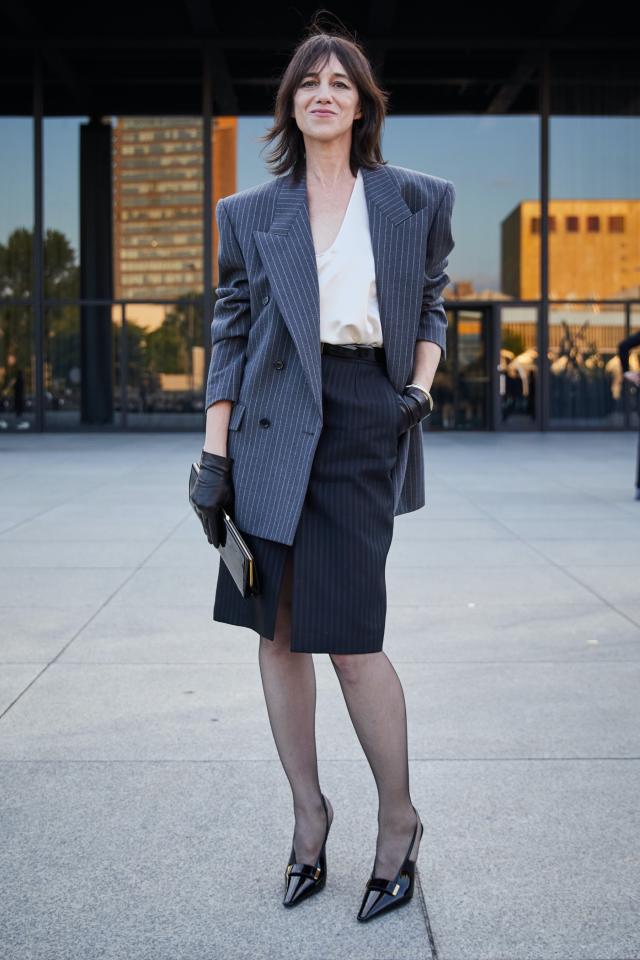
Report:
311,111,336,116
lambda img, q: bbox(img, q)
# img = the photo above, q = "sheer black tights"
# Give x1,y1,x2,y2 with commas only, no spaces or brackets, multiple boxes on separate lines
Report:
258,551,332,866
258,550,417,879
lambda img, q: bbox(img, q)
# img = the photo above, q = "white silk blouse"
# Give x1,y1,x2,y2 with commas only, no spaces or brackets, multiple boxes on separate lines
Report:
315,168,384,347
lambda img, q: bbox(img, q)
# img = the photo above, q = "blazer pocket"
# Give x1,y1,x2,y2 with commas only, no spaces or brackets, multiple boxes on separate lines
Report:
228,401,246,431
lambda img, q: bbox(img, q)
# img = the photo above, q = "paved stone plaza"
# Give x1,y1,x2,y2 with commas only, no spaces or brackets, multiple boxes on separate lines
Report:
1,431,639,960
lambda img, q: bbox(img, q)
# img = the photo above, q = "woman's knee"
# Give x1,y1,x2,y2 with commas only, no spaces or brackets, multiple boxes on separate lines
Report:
330,651,375,680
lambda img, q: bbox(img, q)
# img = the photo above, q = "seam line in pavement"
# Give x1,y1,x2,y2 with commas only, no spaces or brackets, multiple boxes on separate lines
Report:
416,868,439,959
0,757,639,764
0,512,192,723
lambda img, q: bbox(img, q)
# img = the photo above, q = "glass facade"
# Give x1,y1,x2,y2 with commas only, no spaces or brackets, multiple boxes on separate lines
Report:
1,60,639,433
498,306,539,429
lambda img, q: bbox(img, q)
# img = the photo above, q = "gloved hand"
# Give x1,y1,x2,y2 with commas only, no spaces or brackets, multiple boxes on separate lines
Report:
190,450,235,547
397,385,433,435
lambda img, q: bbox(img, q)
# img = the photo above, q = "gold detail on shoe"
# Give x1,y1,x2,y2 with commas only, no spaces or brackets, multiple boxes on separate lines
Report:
314,867,321,879
391,883,400,896
286,864,292,875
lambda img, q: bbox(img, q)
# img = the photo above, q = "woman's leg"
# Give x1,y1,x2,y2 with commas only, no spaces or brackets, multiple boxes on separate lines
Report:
258,550,333,863
329,651,420,878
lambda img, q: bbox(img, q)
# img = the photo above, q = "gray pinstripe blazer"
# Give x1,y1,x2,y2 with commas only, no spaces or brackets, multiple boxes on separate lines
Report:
204,162,456,546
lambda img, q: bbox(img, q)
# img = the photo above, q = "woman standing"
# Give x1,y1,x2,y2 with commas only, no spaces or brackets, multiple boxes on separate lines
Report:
190,26,456,923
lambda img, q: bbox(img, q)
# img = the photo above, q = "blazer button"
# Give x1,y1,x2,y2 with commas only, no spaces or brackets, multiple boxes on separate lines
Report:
262,294,270,305
273,359,284,369
259,417,271,428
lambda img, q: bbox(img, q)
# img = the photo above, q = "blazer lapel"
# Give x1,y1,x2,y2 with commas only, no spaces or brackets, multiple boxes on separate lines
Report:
253,163,429,417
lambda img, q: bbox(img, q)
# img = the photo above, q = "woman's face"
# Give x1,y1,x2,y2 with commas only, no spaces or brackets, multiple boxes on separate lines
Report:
291,52,362,148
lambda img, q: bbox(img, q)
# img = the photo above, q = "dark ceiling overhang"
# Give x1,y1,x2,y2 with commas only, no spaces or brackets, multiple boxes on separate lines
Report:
1,1,638,117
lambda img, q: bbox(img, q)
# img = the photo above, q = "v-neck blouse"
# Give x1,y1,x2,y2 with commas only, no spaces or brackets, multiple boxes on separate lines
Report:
315,168,384,347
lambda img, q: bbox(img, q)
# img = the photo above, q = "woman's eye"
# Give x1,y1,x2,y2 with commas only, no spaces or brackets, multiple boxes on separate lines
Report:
301,80,348,88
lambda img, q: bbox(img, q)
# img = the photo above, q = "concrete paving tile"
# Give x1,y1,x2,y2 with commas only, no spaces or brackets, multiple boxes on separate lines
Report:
386,564,597,606
458,490,623,521
402,492,489,520
51,601,640,666
0,665,48,713
0,508,45,530
108,565,220,607
167,515,222,543
487,501,630,520
417,759,640,960
0,760,431,960
392,517,516,541
393,660,640,760
142,535,216,568
559,566,640,604
383,602,640,662
0,567,135,608
388,538,548,567
1,660,638,763
0,607,98,662
0,662,312,761
614,605,640,628
497,518,640,541
523,539,640,566
56,603,254,664
0,540,160,569
0,519,180,542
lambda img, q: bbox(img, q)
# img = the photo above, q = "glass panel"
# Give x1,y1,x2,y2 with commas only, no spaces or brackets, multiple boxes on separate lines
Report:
383,116,540,301
0,118,34,431
0,118,33,296
44,118,81,301
123,299,205,428
457,310,489,429
44,305,81,427
548,303,626,427
550,55,640,430
550,116,640,309
498,305,538,427
44,303,125,429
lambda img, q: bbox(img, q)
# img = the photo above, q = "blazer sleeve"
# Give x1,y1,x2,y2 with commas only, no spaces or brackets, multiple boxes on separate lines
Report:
416,180,456,361
204,198,251,409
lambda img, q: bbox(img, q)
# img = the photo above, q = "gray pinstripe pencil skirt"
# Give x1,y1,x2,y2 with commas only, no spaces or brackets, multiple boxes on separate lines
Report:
212,349,402,654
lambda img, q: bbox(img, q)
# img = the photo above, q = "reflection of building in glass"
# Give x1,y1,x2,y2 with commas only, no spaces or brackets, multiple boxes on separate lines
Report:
112,117,236,399
501,200,640,301
113,116,236,318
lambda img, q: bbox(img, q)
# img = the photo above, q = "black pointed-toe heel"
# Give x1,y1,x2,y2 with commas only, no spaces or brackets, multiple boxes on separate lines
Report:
357,805,424,922
283,793,332,908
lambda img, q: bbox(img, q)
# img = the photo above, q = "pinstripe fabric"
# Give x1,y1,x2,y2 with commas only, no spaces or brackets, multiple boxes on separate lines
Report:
213,350,402,653
205,162,456,546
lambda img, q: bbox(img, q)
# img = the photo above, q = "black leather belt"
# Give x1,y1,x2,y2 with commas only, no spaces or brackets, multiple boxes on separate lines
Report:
320,341,386,363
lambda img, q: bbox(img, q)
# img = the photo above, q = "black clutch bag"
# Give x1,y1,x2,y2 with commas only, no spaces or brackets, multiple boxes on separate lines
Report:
189,462,260,598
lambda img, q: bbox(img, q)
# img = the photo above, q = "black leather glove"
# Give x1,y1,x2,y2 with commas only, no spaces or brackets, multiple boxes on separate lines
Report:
190,450,235,547
397,385,433,436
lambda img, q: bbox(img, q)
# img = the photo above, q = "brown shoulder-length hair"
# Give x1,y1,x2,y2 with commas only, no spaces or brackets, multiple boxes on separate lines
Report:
258,26,390,182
